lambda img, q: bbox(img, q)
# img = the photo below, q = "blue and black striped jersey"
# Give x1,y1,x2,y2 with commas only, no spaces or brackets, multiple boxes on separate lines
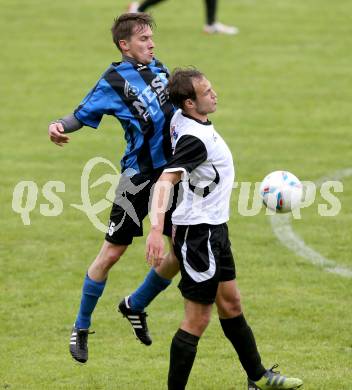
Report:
74,59,175,174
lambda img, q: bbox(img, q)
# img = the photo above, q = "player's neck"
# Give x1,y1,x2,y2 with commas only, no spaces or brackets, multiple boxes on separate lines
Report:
122,55,139,65
182,110,210,125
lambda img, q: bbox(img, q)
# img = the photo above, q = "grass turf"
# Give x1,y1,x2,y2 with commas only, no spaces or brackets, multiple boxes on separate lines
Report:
1,0,351,388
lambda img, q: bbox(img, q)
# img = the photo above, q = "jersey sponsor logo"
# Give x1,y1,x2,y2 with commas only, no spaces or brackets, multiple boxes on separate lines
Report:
131,76,169,122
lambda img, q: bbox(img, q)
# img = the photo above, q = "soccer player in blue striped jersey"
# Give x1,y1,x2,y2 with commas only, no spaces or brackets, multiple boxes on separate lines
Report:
48,13,180,363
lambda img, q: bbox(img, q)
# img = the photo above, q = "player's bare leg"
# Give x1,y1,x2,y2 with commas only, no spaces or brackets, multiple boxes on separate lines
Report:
215,279,242,318
88,240,128,281
155,238,179,279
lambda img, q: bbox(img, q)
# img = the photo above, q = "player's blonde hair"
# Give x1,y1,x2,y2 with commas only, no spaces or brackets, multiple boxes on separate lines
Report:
111,13,155,52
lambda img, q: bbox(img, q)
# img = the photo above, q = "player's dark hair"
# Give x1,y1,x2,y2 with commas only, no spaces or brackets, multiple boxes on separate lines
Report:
168,68,204,109
111,13,155,52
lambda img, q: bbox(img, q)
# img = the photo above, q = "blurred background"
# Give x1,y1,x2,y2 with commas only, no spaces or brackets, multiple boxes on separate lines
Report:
0,0,351,388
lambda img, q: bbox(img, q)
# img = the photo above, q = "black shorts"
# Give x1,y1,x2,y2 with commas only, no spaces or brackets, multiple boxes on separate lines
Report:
173,223,236,305
105,168,177,246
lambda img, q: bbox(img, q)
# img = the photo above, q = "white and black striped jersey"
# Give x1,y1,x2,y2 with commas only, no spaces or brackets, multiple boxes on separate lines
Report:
164,109,235,225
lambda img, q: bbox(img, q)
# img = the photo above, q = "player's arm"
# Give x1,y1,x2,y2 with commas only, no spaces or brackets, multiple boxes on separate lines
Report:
146,134,207,266
48,113,83,147
146,171,182,267
48,73,120,147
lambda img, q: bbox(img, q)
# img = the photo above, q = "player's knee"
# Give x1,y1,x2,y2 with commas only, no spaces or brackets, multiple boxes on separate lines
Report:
217,295,242,318
183,313,210,336
231,293,242,312
194,311,211,336
155,252,180,279
199,311,211,329
97,242,127,268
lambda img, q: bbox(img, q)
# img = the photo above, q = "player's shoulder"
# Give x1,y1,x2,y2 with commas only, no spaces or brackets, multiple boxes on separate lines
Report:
99,62,136,90
171,109,182,123
151,58,167,69
173,110,212,136
171,110,187,133
170,110,207,147
82,64,122,93
149,58,170,77
104,61,131,74
98,63,122,82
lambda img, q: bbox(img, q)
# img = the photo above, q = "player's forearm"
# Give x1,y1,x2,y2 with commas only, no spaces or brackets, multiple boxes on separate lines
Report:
149,181,171,232
150,213,166,233
51,113,83,133
159,171,182,185
150,172,179,231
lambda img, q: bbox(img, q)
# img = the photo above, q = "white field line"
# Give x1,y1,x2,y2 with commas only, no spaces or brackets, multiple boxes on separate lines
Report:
270,168,352,278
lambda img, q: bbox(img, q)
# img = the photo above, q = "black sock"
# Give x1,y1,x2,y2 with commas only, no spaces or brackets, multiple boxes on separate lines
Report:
138,0,167,12
220,314,266,381
204,0,217,25
168,328,200,390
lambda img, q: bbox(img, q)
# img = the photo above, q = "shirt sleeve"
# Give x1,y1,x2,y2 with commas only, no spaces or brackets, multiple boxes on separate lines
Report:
164,134,207,174
58,113,83,133
74,78,122,129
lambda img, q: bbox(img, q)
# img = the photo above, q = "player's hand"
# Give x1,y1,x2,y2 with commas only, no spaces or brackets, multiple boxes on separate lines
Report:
146,229,164,267
48,122,70,147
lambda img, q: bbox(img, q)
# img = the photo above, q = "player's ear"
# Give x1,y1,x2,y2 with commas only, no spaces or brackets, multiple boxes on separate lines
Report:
119,39,129,52
184,98,194,110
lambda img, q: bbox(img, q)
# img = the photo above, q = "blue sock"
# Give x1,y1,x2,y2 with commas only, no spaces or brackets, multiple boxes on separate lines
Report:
129,268,171,311
75,274,106,329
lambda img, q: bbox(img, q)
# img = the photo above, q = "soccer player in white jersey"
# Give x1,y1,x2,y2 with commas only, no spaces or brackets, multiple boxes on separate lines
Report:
146,68,303,390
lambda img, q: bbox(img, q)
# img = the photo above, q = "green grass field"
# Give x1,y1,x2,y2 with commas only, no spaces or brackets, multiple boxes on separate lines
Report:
1,0,351,389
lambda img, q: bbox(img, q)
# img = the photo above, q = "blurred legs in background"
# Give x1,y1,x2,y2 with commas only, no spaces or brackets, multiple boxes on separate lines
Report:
128,0,239,35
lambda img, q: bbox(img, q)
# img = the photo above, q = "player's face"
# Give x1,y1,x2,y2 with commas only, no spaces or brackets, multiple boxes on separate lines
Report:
123,25,155,64
193,77,217,115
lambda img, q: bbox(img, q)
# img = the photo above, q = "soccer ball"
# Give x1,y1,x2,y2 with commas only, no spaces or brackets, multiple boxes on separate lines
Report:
259,171,303,213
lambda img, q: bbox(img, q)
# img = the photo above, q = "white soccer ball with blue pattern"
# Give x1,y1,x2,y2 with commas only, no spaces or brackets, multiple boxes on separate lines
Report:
259,171,303,213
